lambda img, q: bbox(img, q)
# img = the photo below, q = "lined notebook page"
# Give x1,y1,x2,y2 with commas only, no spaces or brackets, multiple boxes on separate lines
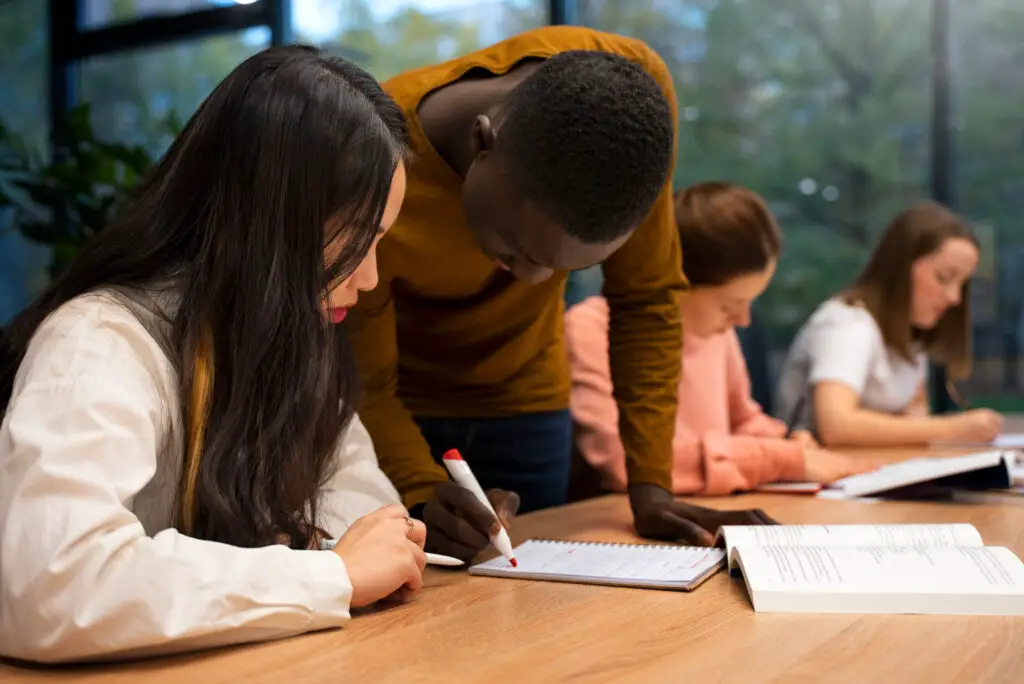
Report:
470,539,725,590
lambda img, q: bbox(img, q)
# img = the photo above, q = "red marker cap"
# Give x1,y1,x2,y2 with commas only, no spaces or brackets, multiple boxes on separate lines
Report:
442,449,463,461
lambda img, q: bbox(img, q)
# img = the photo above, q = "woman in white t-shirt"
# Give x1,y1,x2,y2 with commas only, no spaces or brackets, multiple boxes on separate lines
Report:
775,201,1002,447
0,47,432,663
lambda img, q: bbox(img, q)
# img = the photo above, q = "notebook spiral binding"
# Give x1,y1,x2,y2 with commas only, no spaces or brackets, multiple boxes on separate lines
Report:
533,539,705,552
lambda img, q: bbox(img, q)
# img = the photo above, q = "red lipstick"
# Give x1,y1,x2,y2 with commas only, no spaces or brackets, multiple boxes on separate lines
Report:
329,307,348,324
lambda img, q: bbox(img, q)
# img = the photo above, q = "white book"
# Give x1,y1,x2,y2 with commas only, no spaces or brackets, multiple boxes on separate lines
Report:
469,539,725,591
819,450,1013,499
714,523,1024,615
994,434,1024,449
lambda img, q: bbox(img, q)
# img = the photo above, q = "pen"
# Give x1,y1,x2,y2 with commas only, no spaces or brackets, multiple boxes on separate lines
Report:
425,553,464,567
442,448,518,567
320,539,463,567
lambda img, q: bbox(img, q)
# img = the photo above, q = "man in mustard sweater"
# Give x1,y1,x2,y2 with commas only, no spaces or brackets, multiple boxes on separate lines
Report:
350,26,773,562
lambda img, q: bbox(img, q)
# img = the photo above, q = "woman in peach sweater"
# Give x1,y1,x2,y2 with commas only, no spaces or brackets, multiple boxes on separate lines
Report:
566,182,878,495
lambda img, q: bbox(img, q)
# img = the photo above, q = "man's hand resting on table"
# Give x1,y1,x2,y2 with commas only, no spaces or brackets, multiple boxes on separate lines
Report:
629,483,777,545
417,482,520,563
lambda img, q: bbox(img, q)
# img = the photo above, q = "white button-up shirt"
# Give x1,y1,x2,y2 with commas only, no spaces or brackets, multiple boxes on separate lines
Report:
0,291,402,663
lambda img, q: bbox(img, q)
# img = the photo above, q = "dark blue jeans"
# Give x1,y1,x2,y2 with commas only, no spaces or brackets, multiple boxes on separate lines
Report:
415,410,572,514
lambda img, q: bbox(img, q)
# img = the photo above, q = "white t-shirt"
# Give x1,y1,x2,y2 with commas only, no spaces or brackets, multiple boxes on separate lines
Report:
774,298,928,434
0,291,402,663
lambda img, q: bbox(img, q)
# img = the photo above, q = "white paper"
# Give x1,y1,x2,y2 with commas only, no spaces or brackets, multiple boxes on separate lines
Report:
471,540,724,585
719,524,982,566
994,434,1024,449
828,451,1007,498
739,545,1024,592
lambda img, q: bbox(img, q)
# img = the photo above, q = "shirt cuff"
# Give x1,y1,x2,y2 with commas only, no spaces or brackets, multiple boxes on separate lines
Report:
299,550,354,631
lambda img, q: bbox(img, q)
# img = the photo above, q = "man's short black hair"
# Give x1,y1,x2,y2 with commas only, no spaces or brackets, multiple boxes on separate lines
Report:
497,50,674,244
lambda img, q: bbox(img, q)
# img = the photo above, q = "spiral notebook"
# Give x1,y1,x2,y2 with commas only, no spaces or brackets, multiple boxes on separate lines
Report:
469,539,726,591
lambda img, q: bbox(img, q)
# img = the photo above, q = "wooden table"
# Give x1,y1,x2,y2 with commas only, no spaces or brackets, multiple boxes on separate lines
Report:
4,490,1024,684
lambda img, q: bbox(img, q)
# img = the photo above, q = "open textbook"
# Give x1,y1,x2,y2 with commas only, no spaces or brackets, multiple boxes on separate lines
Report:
817,450,1014,499
714,523,1024,615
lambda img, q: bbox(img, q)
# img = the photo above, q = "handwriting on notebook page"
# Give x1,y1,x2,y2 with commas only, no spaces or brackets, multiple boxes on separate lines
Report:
502,542,716,581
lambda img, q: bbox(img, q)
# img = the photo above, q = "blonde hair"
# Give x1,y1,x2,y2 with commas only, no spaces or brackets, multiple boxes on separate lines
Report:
178,330,213,534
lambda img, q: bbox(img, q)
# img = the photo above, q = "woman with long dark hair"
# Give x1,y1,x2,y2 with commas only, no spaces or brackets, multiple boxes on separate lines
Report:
0,46,424,663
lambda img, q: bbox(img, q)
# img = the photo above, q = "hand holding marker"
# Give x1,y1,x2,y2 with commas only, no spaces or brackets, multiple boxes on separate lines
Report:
442,449,518,567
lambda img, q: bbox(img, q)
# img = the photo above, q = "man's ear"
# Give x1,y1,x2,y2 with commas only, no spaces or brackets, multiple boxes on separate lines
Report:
470,115,496,159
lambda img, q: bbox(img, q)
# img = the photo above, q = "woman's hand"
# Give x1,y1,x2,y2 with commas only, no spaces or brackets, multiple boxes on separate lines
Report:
789,429,818,449
944,409,1004,443
802,448,882,484
332,504,427,608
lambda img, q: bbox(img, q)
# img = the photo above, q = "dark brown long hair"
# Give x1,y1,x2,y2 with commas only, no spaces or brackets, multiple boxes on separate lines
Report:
675,181,782,287
1,46,408,549
843,201,978,380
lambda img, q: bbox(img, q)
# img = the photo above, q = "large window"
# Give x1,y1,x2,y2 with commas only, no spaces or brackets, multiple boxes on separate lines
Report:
79,28,271,153
952,0,1024,410
0,0,51,323
2,0,1022,409
580,0,932,360
293,0,547,82
82,0,222,29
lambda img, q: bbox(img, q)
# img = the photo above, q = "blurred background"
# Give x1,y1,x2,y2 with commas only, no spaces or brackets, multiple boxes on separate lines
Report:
0,0,1021,411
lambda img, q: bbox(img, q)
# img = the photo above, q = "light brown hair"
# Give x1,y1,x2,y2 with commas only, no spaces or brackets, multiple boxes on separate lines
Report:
675,182,782,287
843,201,978,380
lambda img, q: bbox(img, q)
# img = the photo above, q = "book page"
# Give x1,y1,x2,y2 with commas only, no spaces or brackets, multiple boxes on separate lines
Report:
736,545,1024,594
828,451,1007,498
754,482,823,494
994,434,1024,449
471,540,724,585
719,524,982,565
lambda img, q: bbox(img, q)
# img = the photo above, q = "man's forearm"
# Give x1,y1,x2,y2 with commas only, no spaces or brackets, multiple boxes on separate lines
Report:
607,300,682,491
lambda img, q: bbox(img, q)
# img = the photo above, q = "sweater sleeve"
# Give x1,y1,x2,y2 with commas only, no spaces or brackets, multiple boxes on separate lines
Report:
564,297,628,491
674,433,806,495
346,277,448,508
599,47,687,491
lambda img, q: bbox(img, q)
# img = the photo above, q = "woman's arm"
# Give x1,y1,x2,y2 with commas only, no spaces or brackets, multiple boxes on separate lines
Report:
674,433,805,495
0,337,352,663
814,381,956,446
801,306,952,446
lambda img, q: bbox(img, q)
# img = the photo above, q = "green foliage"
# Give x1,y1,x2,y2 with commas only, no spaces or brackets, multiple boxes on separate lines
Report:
0,103,172,277
581,0,1024,364
1,0,1022,399
306,0,543,82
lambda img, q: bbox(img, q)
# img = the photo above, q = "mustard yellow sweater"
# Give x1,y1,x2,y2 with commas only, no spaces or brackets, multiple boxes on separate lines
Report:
348,26,686,506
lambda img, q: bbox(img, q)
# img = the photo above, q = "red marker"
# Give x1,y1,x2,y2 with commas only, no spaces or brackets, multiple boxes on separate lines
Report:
442,449,518,567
